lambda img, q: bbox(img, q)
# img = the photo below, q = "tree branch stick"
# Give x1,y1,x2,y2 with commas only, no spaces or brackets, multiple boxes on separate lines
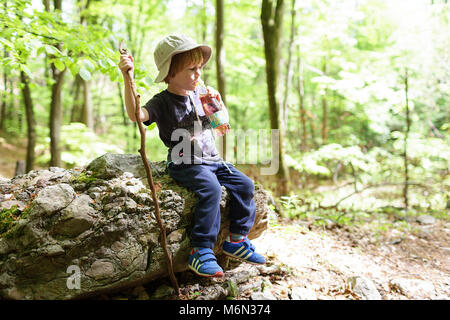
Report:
119,41,180,298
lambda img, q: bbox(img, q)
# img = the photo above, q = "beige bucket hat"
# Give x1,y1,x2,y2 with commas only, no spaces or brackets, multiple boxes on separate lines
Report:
154,34,212,83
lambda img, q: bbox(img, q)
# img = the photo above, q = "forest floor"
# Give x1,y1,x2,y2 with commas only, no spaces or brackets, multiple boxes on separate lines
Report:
248,217,450,300
1,137,449,300
139,216,448,301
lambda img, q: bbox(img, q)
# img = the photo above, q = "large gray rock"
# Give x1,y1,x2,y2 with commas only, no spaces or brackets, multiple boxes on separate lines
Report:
0,153,271,300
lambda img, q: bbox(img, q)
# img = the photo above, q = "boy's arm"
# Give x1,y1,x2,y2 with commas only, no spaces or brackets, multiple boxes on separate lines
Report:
119,55,149,123
123,72,149,122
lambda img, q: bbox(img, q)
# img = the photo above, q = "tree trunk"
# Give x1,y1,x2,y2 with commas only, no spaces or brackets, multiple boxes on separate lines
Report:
321,61,328,145
281,0,296,138
310,94,318,149
8,78,15,132
49,65,66,167
71,74,82,123
261,0,290,194
215,0,227,160
296,44,307,152
1,3,5,131
20,71,36,173
403,68,410,210
82,78,94,129
78,0,94,130
48,0,66,167
42,0,50,10
14,160,25,177
0,55,7,131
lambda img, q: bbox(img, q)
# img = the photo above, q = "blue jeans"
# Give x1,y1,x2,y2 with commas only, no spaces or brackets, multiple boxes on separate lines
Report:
168,161,256,249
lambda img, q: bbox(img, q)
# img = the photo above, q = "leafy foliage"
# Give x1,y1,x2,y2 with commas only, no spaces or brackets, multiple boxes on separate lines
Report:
36,123,123,167
0,0,448,223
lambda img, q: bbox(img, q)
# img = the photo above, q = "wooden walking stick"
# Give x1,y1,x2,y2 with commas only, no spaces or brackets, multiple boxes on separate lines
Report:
119,40,180,297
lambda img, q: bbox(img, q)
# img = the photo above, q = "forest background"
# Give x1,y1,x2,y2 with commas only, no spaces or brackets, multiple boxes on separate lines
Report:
0,0,448,228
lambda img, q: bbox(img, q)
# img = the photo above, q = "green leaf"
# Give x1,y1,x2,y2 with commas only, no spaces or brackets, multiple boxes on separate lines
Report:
37,46,45,56
81,59,95,71
53,59,65,71
148,122,156,131
98,59,107,69
68,63,80,76
45,45,62,56
226,280,239,298
79,68,91,81
20,65,33,79
0,57,14,67
0,38,14,50
109,68,120,82
106,58,116,67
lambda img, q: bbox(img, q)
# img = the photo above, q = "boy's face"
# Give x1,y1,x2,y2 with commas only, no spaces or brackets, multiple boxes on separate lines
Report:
167,62,202,94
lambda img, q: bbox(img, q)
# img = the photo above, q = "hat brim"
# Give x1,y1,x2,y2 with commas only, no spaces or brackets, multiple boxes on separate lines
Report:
154,45,211,83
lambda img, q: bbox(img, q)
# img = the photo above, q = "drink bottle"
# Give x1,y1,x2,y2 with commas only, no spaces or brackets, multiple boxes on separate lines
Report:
196,80,231,136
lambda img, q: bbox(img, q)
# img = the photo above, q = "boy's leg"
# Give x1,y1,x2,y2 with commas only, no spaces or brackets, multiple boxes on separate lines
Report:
216,162,266,264
168,163,222,249
215,162,256,236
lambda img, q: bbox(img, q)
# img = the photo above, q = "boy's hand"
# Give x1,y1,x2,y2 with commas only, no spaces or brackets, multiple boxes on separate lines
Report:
119,54,134,75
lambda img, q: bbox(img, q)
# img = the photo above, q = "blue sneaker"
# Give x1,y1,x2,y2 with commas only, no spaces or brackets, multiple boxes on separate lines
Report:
188,248,224,277
223,236,266,264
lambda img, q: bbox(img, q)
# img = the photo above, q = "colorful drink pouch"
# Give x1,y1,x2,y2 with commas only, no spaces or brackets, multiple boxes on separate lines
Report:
196,80,231,136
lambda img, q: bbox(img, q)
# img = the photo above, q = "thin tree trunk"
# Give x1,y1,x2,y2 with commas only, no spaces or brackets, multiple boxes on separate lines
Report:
49,66,66,167
54,0,62,10
43,0,50,10
0,54,7,131
282,0,296,137
14,160,25,176
82,78,94,129
71,74,82,122
215,0,227,160
296,43,307,152
78,0,94,130
310,94,318,149
47,0,66,167
1,1,6,130
403,68,410,210
20,71,36,173
261,0,290,194
321,61,328,145
8,78,15,132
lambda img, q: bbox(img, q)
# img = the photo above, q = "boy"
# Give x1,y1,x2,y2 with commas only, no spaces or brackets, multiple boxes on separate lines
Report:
119,34,265,278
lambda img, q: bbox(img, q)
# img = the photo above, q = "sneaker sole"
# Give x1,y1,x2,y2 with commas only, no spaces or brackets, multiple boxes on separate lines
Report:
188,265,224,278
223,251,265,265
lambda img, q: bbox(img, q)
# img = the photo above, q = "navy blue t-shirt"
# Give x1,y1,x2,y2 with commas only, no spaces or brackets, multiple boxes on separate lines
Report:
142,88,221,164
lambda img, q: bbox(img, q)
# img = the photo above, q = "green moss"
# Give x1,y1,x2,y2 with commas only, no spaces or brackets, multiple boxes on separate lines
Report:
71,172,98,185
21,206,31,219
0,205,21,237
